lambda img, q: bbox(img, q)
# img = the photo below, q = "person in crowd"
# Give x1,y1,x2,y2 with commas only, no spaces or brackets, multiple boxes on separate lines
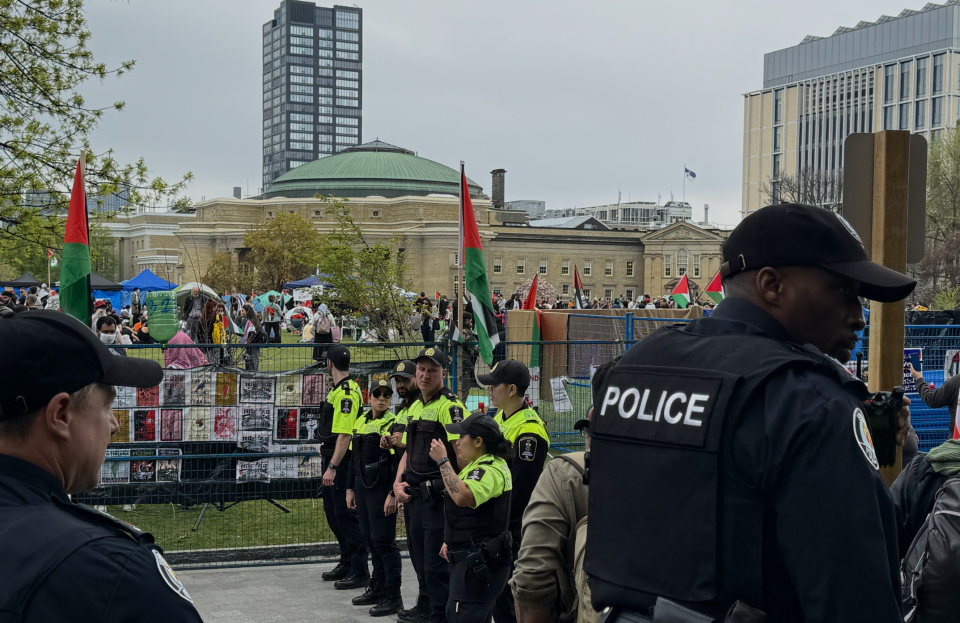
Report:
136,315,156,345
428,413,513,623
319,345,369,589
891,435,960,557
261,294,283,344
438,295,448,324
24,294,38,310
478,360,550,623
96,316,127,356
182,287,204,339
311,302,335,363
909,362,954,457
585,204,915,622
91,300,108,325
420,300,436,345
393,348,467,623
131,287,142,318
415,292,429,312
1,290,16,310
195,300,218,345
346,380,404,616
240,304,263,371
0,311,203,622
164,331,209,369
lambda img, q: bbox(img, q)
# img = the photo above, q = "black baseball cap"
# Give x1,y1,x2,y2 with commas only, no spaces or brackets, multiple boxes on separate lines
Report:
477,359,530,388
328,345,350,369
390,360,416,379
574,406,594,432
414,347,446,367
445,413,505,443
0,311,163,420
371,379,394,397
721,203,916,303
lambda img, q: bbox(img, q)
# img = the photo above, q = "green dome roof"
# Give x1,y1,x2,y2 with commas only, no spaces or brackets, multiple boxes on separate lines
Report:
263,140,483,199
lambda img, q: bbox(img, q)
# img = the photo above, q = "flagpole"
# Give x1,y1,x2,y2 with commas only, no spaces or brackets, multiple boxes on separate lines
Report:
81,150,92,322
457,162,466,399
47,249,51,291
682,165,686,203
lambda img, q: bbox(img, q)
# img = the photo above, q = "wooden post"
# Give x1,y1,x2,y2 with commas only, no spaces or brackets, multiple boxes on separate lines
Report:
867,130,910,486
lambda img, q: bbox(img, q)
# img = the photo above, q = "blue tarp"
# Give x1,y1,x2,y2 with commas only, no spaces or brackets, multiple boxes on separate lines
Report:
93,290,124,309
282,275,334,289
121,269,177,292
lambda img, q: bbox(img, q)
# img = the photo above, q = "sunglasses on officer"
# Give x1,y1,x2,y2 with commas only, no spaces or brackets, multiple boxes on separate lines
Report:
371,389,393,400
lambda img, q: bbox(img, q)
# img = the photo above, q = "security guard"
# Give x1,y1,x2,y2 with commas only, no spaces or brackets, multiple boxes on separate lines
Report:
585,204,915,622
386,360,431,623
319,344,369,588
478,360,549,623
427,413,513,623
347,380,404,616
392,348,467,623
0,311,203,622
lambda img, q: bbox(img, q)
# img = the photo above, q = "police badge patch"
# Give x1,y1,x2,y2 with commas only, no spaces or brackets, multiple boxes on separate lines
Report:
853,408,879,470
340,398,353,414
450,406,464,422
153,549,193,603
467,468,485,481
519,437,537,461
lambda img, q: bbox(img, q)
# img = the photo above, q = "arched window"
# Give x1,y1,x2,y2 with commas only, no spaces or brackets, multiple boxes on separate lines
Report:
677,249,689,276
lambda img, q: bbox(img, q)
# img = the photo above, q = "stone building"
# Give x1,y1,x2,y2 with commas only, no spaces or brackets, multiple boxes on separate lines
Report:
102,140,730,302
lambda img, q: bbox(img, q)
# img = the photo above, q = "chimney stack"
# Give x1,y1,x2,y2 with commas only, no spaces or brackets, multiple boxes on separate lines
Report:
233,187,242,199
491,169,506,210
703,204,709,224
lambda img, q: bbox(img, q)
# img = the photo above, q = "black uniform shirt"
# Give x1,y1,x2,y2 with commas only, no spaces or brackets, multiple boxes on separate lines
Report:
707,299,902,622
0,454,203,622
890,453,948,558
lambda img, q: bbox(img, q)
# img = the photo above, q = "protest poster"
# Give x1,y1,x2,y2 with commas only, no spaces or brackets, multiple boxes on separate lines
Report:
237,460,269,483
240,405,273,431
903,348,922,392
185,407,208,442
550,377,574,412
238,431,271,453
130,448,156,482
524,367,541,408
156,449,182,483
212,407,238,441
100,449,130,484
276,375,302,406
160,409,183,442
215,372,238,406
161,372,186,405
240,376,275,403
133,409,156,442
111,409,130,443
189,371,212,405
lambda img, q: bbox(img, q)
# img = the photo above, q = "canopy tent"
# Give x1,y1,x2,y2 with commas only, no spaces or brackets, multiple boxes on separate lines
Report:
90,271,122,291
175,282,219,302
282,275,334,289
121,269,177,292
284,305,314,323
90,271,125,310
2,272,42,288
255,290,292,306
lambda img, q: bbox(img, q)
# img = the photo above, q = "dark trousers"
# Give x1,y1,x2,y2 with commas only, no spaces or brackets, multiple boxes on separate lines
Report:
356,479,401,590
264,321,282,343
447,553,511,623
321,454,368,576
491,536,521,623
407,494,449,623
421,325,435,344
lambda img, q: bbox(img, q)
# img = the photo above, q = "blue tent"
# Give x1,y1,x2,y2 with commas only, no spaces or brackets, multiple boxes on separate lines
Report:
121,269,177,292
283,275,334,289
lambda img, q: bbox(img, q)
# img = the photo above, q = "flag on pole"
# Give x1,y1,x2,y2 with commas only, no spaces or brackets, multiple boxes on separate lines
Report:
522,275,538,310
61,153,91,324
573,266,588,309
460,163,500,366
670,274,691,309
684,167,697,181
435,291,441,301
522,275,541,366
705,269,725,305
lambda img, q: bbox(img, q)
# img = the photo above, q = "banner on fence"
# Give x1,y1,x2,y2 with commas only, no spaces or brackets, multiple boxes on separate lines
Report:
550,377,574,412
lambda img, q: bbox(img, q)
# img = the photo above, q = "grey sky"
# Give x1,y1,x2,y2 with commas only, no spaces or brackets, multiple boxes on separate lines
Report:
83,0,918,225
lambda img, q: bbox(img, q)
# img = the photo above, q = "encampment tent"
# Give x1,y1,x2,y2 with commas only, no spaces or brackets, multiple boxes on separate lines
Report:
121,269,177,292
2,272,42,288
91,271,125,309
283,275,334,289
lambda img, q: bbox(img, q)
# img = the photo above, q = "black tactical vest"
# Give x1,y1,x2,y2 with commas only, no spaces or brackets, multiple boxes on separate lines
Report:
406,389,461,485
444,457,511,547
316,401,337,446
585,319,867,616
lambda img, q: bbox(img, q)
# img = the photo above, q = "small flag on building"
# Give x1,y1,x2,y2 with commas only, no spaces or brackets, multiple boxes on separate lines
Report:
705,269,724,305
573,267,588,310
61,153,91,324
684,167,697,181
670,274,691,309
460,162,500,366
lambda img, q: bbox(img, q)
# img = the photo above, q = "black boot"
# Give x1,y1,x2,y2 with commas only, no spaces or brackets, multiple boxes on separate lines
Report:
335,572,371,590
397,594,428,623
352,578,384,605
321,562,350,581
369,588,403,617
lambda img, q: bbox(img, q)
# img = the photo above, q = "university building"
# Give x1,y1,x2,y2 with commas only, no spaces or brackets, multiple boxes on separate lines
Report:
102,141,729,302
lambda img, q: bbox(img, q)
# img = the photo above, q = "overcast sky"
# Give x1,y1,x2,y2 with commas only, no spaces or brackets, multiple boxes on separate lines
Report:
83,0,921,225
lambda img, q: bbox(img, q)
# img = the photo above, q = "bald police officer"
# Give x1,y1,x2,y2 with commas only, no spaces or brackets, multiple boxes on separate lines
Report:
586,204,915,622
0,311,203,622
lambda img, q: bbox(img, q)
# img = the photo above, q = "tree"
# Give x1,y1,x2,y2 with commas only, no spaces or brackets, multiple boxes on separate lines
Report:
0,1,192,254
244,212,322,290
513,277,558,304
204,252,258,295
315,197,415,342
0,212,117,282
761,167,843,212
917,129,960,301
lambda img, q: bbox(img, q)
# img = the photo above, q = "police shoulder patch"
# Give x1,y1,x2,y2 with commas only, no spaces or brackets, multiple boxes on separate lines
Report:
853,408,879,470
153,549,193,603
449,405,464,422
518,436,537,461
340,398,353,414
467,467,485,481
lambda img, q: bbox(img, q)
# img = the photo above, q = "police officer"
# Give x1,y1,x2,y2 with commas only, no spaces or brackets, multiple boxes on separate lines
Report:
585,204,915,622
477,360,549,623
428,413,513,623
347,380,404,616
319,344,369,588
0,311,203,622
392,348,467,623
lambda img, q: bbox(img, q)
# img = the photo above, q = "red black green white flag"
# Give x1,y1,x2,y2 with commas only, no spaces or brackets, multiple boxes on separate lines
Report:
61,153,91,324
573,266,588,309
705,269,725,305
670,274,691,309
459,163,500,365
522,275,541,367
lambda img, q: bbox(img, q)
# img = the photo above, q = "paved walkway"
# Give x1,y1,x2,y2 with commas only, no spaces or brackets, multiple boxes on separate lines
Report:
180,561,419,623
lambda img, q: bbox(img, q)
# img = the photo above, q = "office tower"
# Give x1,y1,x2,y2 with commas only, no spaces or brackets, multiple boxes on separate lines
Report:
262,1,362,191
742,3,960,217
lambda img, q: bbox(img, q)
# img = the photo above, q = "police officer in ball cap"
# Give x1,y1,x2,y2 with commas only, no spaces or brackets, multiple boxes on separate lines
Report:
0,310,203,621
586,204,915,622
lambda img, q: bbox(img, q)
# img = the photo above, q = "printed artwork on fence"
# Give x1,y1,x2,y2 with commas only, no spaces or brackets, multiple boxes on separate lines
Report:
268,443,297,479
276,408,299,441
299,407,323,441
130,448,156,482
212,407,238,441
215,373,238,406
240,405,272,431
137,386,159,407
277,375,302,406
190,371,212,405
101,449,130,484
240,376,275,403
162,373,186,405
297,444,320,478
301,375,324,405
160,409,183,442
156,449,182,483
238,431,270,453
115,386,136,408
185,407,208,441
237,459,269,482
133,409,156,442
111,409,130,443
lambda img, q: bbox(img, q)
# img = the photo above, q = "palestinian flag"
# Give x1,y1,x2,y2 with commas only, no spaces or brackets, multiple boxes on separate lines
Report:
573,266,588,309
671,274,691,309
61,153,91,324
705,269,724,305
459,163,500,365
522,275,541,366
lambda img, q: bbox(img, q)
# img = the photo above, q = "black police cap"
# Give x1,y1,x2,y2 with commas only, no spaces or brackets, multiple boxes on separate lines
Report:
0,311,163,420
371,379,394,396
390,360,416,379
445,413,505,444
477,359,530,388
327,345,350,369
721,203,916,303
414,347,446,368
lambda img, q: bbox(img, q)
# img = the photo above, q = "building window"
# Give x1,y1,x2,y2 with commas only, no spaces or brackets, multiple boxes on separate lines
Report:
883,106,894,130
516,259,525,275
453,275,459,298
562,284,570,295
493,257,502,274
561,260,570,276
900,61,912,101
916,100,927,130
371,210,380,219
933,54,945,94
933,129,943,143
313,209,322,218
336,10,359,29
539,259,547,274
883,65,896,104
917,57,928,98
664,255,672,278
772,154,781,179
899,103,910,130
336,116,359,125
605,260,613,277
583,260,592,276
774,89,783,124
772,126,781,152
693,255,701,278
677,249,688,276
625,289,635,301
337,70,359,79
932,97,944,127
493,287,502,296
626,261,635,277
604,289,613,300
583,289,592,300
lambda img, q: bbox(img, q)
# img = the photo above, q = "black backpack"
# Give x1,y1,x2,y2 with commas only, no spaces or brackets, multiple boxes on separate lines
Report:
902,476,960,621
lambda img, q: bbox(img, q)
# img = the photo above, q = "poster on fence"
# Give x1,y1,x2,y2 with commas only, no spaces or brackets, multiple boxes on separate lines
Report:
904,348,922,393
550,377,574,412
946,350,960,382
523,367,540,408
